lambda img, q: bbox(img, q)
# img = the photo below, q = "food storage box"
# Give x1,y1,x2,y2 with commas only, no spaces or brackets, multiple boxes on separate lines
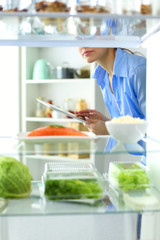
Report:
108,161,150,191
105,161,160,210
34,0,70,34
44,161,96,172
75,0,112,13
2,0,31,12
107,179,160,211
35,0,70,12
42,161,105,201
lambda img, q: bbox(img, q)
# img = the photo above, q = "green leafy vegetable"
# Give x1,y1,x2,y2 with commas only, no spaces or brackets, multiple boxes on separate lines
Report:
45,178,104,200
118,170,150,192
0,156,33,199
109,162,150,192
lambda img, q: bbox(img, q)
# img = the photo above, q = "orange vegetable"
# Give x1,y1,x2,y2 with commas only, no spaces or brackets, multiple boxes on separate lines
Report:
27,125,88,137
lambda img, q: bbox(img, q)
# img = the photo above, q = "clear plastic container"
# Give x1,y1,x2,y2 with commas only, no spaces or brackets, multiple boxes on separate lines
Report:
108,161,150,191
0,1,31,37
34,0,70,34
74,0,113,37
44,161,96,173
35,0,70,12
104,161,160,211
2,0,31,12
42,162,105,201
96,0,113,13
76,0,97,13
76,0,112,13
121,0,141,14
107,177,160,211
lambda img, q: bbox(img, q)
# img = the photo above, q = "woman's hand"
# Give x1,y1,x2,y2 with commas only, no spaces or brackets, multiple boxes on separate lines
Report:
76,109,109,122
84,119,109,135
76,109,110,135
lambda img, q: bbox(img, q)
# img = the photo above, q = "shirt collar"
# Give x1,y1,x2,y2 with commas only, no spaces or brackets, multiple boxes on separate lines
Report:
92,48,129,83
92,64,107,85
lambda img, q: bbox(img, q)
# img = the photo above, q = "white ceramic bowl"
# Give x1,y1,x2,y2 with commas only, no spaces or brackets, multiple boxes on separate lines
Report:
105,121,148,143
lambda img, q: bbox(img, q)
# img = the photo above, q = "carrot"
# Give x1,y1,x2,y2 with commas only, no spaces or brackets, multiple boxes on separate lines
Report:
27,125,88,137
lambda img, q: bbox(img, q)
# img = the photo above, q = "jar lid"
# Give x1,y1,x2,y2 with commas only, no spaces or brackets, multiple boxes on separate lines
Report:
38,96,45,100
65,98,73,101
77,98,86,101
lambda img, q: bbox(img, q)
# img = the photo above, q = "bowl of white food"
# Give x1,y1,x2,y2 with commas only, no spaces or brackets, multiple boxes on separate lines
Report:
105,115,148,144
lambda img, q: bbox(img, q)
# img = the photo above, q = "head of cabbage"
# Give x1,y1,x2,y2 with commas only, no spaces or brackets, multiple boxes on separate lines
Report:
0,156,33,199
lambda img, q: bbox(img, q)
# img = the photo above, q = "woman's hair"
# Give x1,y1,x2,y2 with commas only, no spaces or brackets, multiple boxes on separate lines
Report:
120,48,145,57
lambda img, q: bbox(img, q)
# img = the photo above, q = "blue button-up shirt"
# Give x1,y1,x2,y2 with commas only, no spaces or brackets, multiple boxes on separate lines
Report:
92,48,146,119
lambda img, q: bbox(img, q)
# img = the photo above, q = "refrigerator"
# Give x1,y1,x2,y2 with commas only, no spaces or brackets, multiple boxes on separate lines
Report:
0,1,160,239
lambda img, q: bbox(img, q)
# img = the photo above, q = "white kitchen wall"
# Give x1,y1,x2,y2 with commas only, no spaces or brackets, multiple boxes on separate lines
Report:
39,47,90,70
0,46,20,136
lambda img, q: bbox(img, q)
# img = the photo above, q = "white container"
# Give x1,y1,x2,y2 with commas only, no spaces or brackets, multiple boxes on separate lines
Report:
105,121,148,144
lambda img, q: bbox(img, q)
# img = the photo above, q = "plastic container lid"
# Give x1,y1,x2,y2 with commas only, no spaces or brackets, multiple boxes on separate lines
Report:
44,161,95,173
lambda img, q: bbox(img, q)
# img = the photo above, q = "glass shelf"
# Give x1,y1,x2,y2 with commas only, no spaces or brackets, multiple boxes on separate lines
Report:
0,179,160,217
0,135,160,156
26,117,82,123
0,12,159,47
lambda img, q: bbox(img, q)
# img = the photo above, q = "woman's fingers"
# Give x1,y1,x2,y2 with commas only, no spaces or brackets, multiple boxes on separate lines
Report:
84,117,97,123
76,109,109,122
77,111,98,120
83,119,109,135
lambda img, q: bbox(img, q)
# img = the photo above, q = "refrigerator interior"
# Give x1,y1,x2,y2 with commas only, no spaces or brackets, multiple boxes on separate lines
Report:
0,6,160,239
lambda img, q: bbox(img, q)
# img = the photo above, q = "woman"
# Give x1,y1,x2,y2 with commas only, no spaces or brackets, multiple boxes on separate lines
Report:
76,47,146,135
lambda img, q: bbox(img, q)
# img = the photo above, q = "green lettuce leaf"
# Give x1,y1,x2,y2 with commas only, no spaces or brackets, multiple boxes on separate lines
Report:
118,170,150,192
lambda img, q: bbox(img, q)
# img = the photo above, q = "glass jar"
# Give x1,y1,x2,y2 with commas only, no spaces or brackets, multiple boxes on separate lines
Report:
76,0,112,13
2,0,31,11
76,98,88,112
35,0,70,12
34,0,70,34
64,98,75,118
141,0,152,14
35,97,46,117
76,0,96,13
96,0,113,13
45,100,53,118
121,0,141,14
